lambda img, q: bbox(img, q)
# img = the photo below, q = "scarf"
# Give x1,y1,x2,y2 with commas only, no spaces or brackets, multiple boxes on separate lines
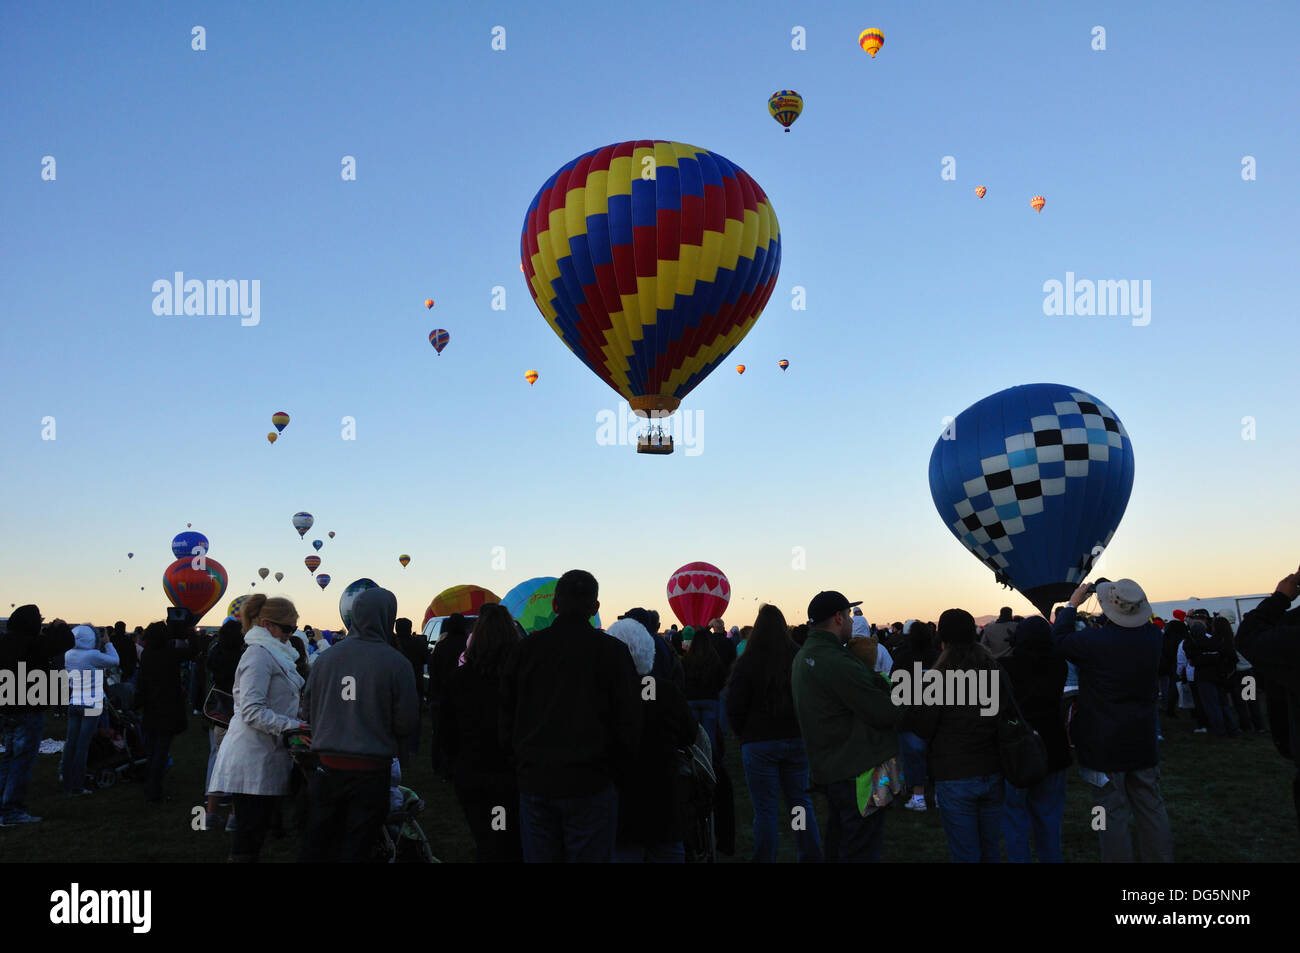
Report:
244,626,306,690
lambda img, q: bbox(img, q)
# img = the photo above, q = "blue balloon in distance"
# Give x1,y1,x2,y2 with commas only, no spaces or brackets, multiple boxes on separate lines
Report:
171,531,210,560
928,383,1135,616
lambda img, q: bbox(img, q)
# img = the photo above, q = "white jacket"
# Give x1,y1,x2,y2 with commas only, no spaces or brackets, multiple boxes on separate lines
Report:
64,626,119,709
208,634,303,796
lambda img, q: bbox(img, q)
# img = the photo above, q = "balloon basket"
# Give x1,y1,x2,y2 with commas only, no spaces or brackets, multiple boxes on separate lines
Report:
637,432,674,455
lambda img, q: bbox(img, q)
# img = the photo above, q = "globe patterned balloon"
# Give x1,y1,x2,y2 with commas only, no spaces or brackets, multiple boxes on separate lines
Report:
339,578,379,631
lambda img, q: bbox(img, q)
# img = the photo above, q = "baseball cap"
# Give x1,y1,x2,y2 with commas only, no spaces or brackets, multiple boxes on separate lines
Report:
807,591,862,624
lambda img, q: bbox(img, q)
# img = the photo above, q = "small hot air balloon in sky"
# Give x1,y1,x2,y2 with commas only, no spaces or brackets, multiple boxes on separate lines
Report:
272,412,290,433
399,554,411,568
267,433,277,445
316,574,331,590
522,140,781,456
293,512,314,538
274,571,284,582
524,369,539,386
928,383,1135,616
328,531,335,539
305,554,321,573
667,562,731,628
425,299,434,309
258,568,269,580
767,90,803,133
736,364,746,375
859,28,884,57
312,539,323,551
429,329,450,354
778,360,789,371
975,186,987,199
127,552,133,559
1031,195,1046,213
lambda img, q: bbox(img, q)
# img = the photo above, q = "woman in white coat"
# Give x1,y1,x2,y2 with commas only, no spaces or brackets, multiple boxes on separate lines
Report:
208,594,306,861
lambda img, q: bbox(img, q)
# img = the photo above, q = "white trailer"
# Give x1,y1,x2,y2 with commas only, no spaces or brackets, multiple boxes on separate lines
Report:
1148,593,1298,628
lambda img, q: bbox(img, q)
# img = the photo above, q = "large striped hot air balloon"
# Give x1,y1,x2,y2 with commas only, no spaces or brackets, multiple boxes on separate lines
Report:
767,90,803,132
928,384,1135,616
305,554,321,574
521,141,781,455
272,412,290,433
859,28,884,58
429,329,450,354
667,562,731,628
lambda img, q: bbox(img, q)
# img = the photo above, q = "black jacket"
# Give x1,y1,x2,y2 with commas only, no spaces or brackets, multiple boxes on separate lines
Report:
441,661,514,781
724,647,802,745
0,606,45,714
137,637,197,735
1237,592,1300,766
1184,629,1236,685
207,635,244,693
430,631,468,704
617,675,696,847
999,648,1071,773
902,665,1004,781
499,615,643,797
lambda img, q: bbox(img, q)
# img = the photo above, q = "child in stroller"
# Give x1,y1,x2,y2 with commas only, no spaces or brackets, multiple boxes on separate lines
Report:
284,728,437,863
84,696,147,789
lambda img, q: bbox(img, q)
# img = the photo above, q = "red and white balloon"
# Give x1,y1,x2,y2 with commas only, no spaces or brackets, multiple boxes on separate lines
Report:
666,562,730,628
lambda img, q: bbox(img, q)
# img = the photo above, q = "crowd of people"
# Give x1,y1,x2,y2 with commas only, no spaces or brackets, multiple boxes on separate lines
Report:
1,564,1297,864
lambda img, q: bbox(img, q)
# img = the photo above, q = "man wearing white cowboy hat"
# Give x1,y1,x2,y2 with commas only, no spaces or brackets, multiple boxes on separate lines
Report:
1052,578,1173,863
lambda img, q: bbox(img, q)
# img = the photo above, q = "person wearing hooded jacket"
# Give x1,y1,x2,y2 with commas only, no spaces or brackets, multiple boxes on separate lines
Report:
300,587,419,862
208,595,306,861
1236,566,1300,833
1,605,48,825
59,624,119,796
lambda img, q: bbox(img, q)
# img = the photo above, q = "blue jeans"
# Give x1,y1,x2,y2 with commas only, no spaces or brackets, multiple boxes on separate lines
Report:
936,774,1005,862
1002,768,1066,862
1,712,45,819
519,784,619,862
613,841,685,863
741,738,822,862
688,700,721,760
898,731,928,790
824,778,885,862
1195,681,1238,736
60,706,101,794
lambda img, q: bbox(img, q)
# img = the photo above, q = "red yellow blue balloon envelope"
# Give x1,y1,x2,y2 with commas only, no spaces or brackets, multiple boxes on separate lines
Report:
399,554,410,567
429,329,450,354
778,359,789,371
316,574,331,589
163,556,228,621
859,28,884,57
767,90,803,132
272,412,290,433
521,141,781,422
524,369,538,386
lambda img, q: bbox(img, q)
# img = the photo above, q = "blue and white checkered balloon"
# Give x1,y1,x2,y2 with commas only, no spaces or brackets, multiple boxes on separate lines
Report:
928,383,1135,616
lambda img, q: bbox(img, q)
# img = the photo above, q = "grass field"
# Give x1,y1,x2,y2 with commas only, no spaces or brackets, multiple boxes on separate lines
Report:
3,703,1296,863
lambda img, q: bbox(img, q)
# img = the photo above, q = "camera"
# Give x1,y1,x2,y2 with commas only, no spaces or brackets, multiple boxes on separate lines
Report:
1085,577,1111,596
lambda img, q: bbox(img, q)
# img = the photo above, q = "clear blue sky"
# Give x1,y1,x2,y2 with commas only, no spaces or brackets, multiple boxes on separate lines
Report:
3,1,1297,630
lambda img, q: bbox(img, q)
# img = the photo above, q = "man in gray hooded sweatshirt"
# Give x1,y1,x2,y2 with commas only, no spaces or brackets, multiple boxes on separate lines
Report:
299,587,419,862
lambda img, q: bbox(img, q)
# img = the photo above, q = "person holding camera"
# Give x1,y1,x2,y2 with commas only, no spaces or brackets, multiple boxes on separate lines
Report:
208,595,307,862
1052,579,1171,862
59,623,119,796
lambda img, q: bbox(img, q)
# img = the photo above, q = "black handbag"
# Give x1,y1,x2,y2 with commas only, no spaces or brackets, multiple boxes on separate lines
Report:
202,686,234,727
997,673,1049,788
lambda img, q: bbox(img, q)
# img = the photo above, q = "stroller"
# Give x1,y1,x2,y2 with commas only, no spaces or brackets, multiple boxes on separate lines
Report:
283,728,438,863
85,696,148,789
676,723,718,863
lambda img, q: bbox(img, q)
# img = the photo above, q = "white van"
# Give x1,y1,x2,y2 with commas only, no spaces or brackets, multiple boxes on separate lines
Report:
1148,593,1298,628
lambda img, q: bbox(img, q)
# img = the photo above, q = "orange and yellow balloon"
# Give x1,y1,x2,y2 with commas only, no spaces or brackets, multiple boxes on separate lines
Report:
778,359,790,371
398,554,411,568
266,433,277,445
736,364,746,375
1031,195,1046,213
859,28,884,58
975,186,987,199
767,90,803,133
424,299,434,309
524,369,539,386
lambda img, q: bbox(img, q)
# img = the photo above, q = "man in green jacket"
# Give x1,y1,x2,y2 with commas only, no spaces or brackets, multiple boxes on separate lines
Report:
792,591,903,862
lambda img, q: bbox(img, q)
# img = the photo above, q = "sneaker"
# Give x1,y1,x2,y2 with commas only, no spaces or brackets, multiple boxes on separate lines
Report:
903,795,927,812
1193,728,1208,734
6,812,41,824
204,812,221,830
1157,735,1164,741
224,815,238,832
